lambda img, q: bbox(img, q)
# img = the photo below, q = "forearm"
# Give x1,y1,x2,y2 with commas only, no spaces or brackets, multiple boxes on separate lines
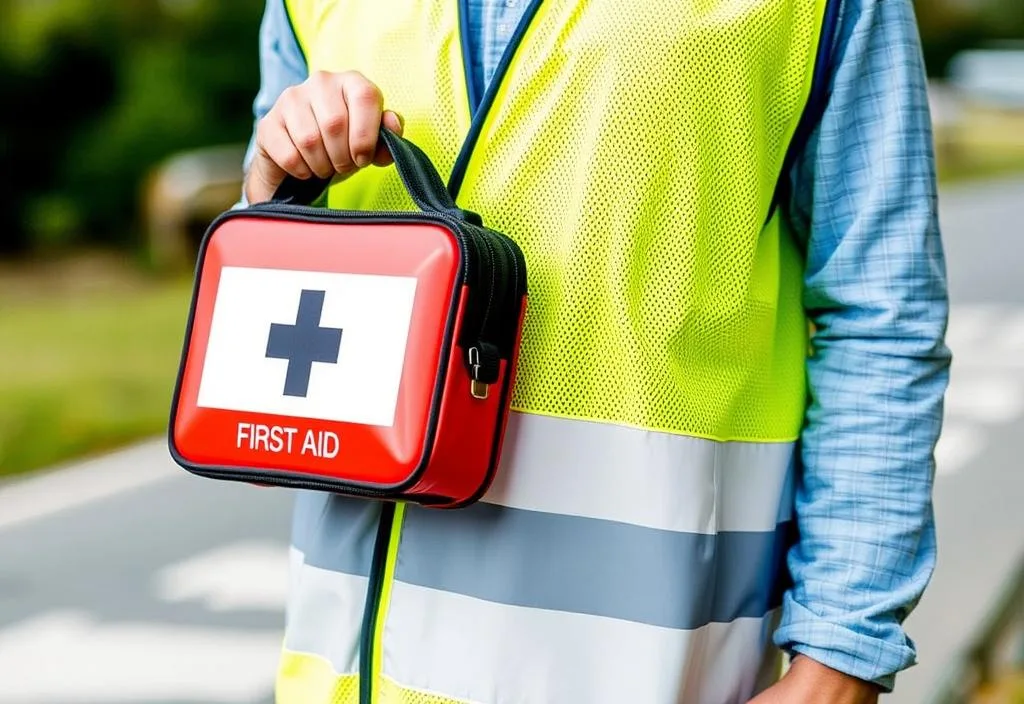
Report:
775,316,948,689
237,0,309,208
774,0,951,691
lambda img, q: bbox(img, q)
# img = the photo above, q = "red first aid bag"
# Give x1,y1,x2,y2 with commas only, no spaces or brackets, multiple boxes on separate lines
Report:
168,128,527,508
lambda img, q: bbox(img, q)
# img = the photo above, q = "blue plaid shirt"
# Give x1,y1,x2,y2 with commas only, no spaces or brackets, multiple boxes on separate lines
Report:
249,0,951,691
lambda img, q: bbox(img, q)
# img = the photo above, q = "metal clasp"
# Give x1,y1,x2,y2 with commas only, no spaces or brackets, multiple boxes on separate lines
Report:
468,346,489,400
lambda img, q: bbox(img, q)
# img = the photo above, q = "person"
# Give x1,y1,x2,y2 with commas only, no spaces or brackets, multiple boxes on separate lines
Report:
240,0,951,701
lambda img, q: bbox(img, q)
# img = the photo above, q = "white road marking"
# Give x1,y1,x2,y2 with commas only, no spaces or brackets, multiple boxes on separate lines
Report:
950,354,1024,370
993,309,1024,353
942,375,1024,423
935,304,1024,475
0,440,179,532
944,304,1002,352
0,610,280,703
156,540,290,612
945,305,1024,368
934,421,985,476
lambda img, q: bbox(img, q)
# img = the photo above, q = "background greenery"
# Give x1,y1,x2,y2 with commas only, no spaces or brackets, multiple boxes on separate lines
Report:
917,0,1024,75
0,0,1022,256
0,0,1021,256
0,0,264,255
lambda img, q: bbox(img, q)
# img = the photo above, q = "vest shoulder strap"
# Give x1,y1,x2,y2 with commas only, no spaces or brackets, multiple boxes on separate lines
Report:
768,0,845,224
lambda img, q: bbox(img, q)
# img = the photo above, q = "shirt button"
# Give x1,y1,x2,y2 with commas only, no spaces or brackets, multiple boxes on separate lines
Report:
498,22,510,34
504,0,516,6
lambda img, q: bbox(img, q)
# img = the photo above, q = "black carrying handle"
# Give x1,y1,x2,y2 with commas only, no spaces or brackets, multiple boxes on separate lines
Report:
270,127,480,224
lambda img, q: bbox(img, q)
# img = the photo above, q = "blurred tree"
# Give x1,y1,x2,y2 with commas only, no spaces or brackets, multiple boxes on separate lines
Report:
1,0,1022,255
0,3,117,253
60,0,263,248
914,0,1024,76
0,0,263,254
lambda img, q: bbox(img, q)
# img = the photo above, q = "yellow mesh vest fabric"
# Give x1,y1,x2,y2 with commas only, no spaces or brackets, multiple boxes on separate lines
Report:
283,0,822,444
380,675,470,704
274,651,471,704
279,5,825,702
276,651,359,704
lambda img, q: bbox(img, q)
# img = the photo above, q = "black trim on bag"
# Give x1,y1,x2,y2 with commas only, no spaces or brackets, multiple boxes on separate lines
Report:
440,326,521,509
166,204,525,504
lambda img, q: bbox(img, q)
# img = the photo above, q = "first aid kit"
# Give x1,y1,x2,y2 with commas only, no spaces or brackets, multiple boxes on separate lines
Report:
168,128,527,508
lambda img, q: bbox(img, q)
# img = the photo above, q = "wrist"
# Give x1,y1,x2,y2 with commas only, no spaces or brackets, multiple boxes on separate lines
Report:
785,655,881,703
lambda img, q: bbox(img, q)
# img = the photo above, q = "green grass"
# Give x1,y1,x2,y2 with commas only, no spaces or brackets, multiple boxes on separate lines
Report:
0,266,193,477
973,671,1024,704
936,107,1024,185
938,152,1024,185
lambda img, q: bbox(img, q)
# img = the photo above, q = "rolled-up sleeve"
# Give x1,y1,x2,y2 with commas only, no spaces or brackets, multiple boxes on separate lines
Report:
236,0,309,207
773,0,952,692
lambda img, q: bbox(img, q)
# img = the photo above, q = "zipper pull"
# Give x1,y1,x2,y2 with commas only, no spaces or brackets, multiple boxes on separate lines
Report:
456,208,483,226
467,343,500,400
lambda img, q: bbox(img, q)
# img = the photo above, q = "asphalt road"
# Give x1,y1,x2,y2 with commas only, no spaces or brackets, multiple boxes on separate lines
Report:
886,177,1024,702
0,177,1022,704
0,445,291,704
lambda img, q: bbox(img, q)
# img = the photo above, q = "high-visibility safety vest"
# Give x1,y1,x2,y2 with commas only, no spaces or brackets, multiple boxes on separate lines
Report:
278,0,837,702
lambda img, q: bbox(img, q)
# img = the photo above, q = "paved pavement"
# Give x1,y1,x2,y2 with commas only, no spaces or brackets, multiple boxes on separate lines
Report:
0,178,1022,703
885,178,1024,703
0,445,291,704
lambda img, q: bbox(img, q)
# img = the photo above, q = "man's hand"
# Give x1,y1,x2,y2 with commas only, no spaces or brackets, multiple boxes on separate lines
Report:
245,70,403,204
748,655,881,704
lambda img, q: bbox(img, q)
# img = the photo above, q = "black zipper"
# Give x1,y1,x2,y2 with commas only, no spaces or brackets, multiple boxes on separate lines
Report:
246,202,478,285
360,502,396,703
482,227,525,352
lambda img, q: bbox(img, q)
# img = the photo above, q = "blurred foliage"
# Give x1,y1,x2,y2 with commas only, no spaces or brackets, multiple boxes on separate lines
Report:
0,258,192,476
915,0,1024,77
0,0,1022,255
0,0,263,255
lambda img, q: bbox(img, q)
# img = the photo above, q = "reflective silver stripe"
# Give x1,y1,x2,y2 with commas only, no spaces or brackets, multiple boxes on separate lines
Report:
283,548,367,674
290,489,381,577
483,412,795,532
383,581,783,704
285,415,795,695
396,503,790,629
392,414,794,630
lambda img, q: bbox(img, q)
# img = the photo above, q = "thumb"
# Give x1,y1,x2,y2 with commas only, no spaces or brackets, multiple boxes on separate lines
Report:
244,148,288,204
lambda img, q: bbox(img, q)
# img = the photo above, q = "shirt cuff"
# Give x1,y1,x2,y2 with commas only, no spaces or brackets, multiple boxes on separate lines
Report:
773,593,918,692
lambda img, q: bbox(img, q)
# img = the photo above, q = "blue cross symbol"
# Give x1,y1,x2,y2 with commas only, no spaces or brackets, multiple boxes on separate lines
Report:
265,289,343,397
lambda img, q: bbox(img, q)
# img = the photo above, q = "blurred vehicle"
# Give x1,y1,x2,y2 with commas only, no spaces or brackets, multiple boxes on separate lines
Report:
929,46,1024,180
948,45,1024,109
142,143,247,270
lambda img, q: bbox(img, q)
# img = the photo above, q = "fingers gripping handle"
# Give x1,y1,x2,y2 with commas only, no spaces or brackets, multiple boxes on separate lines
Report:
269,127,479,223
